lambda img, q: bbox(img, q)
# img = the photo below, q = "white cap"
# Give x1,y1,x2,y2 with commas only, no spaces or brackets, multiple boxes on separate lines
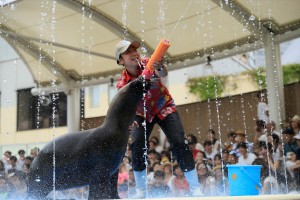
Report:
115,40,140,64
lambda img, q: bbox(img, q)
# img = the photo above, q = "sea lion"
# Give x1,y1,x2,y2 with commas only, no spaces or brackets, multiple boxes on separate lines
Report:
28,76,150,199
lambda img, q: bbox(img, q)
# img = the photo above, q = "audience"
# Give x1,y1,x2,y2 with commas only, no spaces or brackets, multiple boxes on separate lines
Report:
1,113,300,198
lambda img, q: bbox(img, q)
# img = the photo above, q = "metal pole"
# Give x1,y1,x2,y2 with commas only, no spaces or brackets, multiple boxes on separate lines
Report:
264,33,285,128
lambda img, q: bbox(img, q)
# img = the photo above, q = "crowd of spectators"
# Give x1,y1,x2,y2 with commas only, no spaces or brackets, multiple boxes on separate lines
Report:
1,115,300,199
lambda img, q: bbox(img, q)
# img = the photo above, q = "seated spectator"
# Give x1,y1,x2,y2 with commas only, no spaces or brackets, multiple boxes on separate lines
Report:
194,151,206,163
30,147,40,159
227,152,238,165
5,156,18,173
282,128,298,156
252,158,279,194
2,151,11,172
16,150,26,171
128,169,136,198
149,136,164,153
206,165,227,196
0,176,8,199
187,134,204,155
196,162,212,195
117,163,129,198
286,151,300,179
23,156,34,174
162,162,175,194
223,131,236,152
290,115,300,136
206,129,221,152
237,142,257,165
122,156,131,171
221,150,230,163
285,151,299,191
267,133,282,160
160,150,171,164
172,164,190,197
213,154,222,168
147,161,163,185
203,140,218,166
0,161,5,178
147,150,160,169
253,120,266,152
232,130,254,157
257,121,280,143
187,134,203,160
6,169,27,199
148,170,172,198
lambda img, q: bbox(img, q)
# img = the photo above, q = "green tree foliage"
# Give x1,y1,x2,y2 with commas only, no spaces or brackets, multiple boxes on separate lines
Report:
283,64,300,84
247,64,300,88
187,76,225,100
187,64,300,100
247,67,266,88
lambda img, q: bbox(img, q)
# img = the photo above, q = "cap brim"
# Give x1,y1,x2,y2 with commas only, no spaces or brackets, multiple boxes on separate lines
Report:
130,41,140,49
116,41,140,64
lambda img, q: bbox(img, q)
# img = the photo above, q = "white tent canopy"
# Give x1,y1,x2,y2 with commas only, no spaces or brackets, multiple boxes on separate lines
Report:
0,0,299,87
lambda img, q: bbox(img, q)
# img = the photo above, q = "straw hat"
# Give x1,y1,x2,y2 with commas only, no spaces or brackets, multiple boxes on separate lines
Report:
236,129,246,136
212,165,222,171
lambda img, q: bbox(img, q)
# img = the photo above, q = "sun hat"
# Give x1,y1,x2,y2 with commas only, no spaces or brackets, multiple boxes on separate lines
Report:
291,115,300,125
236,129,246,136
115,40,140,64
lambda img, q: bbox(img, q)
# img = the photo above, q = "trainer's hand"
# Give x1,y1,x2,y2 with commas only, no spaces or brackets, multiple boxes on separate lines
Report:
153,59,165,71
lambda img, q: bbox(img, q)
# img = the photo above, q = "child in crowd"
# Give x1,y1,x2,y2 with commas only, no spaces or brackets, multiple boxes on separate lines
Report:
172,164,190,197
148,170,172,198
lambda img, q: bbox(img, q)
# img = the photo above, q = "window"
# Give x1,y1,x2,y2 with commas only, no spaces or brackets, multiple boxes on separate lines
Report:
89,85,100,107
108,84,117,103
17,89,67,131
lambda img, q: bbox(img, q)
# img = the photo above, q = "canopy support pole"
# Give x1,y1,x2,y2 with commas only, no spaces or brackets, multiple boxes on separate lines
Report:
264,33,285,128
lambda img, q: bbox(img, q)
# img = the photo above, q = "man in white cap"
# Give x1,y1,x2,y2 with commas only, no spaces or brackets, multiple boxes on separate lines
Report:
115,40,202,198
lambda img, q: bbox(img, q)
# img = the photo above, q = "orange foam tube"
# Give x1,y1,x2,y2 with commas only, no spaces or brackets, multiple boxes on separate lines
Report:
146,38,171,71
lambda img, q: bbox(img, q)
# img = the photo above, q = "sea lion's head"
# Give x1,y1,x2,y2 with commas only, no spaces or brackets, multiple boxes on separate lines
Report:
106,76,150,124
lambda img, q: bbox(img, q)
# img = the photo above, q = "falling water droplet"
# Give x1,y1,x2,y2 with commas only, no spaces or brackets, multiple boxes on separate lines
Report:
141,47,147,53
181,24,187,29
249,14,255,21
10,4,16,10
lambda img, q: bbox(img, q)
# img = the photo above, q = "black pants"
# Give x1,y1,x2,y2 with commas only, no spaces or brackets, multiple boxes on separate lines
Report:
131,111,195,172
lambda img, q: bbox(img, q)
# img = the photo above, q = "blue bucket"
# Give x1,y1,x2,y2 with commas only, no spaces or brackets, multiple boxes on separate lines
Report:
227,165,262,196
